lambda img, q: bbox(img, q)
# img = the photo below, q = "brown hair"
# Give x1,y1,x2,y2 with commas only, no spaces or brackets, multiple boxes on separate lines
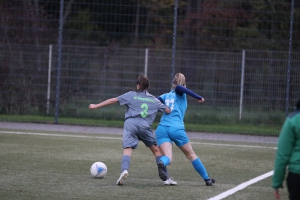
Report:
136,74,150,91
171,73,186,89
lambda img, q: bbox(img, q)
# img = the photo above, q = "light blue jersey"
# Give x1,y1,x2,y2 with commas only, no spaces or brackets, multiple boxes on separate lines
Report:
156,85,211,182
158,90,187,129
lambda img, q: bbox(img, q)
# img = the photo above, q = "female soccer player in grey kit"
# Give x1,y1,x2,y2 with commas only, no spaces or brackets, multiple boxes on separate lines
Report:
156,73,215,186
89,74,176,185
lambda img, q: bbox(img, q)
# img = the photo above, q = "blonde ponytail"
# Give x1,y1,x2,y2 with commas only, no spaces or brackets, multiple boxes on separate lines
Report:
171,73,186,89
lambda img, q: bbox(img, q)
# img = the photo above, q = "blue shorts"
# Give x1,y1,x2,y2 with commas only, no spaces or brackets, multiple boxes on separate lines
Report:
155,124,189,147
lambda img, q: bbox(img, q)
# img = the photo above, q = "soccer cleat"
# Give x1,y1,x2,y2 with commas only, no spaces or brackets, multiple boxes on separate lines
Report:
205,178,215,186
116,170,129,185
164,178,177,185
157,161,168,181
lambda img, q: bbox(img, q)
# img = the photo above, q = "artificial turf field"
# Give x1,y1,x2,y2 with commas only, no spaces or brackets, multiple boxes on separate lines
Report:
0,128,289,200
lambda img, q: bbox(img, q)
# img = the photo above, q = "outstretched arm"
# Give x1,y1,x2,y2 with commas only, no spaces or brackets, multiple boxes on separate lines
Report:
89,98,119,110
175,85,205,102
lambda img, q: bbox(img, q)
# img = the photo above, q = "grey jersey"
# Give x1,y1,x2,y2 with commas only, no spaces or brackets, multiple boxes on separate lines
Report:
117,90,167,126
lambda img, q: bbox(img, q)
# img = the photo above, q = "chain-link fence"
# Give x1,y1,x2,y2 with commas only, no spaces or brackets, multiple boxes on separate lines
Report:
1,0,300,135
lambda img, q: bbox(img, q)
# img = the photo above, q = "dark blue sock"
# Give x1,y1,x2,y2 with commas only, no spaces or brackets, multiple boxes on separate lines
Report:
156,156,169,178
155,156,162,164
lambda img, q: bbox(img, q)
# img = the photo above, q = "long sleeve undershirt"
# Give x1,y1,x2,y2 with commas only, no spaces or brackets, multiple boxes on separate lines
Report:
174,85,203,99
157,85,203,103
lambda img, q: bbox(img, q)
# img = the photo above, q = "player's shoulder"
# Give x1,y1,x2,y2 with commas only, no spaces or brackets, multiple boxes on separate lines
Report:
121,90,135,96
288,110,300,119
286,111,300,129
175,90,186,98
118,91,135,99
165,90,175,96
144,91,155,97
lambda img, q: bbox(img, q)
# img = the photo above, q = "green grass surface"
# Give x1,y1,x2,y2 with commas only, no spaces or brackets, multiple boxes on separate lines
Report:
0,128,287,200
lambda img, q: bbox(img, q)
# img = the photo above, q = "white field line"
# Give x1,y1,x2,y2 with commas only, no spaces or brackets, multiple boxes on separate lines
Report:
0,131,277,149
208,170,274,200
191,142,277,150
0,130,122,140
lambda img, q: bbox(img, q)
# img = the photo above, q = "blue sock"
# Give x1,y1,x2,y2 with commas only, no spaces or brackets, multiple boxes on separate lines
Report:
191,158,209,180
121,155,131,173
159,156,170,166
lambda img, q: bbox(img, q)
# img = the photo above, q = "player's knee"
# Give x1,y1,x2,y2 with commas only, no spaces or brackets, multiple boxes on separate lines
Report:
186,153,197,161
185,155,193,161
150,145,161,155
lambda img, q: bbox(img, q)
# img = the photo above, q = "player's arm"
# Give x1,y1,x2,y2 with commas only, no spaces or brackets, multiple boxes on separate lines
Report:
164,106,171,114
157,96,171,114
157,96,164,104
273,119,294,193
89,98,119,110
175,85,205,102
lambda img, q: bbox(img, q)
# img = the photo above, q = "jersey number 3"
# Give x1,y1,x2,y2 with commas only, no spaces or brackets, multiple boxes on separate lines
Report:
140,103,148,118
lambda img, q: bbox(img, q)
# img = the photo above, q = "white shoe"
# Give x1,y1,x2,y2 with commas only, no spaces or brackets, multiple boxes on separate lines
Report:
164,178,177,185
116,170,129,185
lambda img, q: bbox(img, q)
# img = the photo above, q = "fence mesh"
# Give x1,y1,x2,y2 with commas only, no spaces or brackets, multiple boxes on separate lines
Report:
1,0,300,135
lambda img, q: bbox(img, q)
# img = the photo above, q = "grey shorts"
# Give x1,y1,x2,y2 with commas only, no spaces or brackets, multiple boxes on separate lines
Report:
122,118,157,149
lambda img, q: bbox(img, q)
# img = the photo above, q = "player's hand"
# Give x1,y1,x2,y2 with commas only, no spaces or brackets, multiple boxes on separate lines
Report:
89,104,96,110
198,98,205,103
274,189,280,199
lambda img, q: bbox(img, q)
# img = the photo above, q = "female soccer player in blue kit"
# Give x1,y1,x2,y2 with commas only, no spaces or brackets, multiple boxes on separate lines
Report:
155,73,215,186
89,74,176,185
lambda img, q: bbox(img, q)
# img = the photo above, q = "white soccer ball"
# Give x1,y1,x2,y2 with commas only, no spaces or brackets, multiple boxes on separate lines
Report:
90,162,107,178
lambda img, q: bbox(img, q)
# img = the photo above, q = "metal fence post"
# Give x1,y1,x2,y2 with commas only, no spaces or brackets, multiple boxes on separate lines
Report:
239,50,245,121
285,0,295,117
171,0,178,84
47,44,52,115
54,0,64,124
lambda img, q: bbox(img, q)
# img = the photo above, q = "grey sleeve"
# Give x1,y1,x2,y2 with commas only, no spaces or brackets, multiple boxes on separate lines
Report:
117,91,132,105
156,99,167,112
